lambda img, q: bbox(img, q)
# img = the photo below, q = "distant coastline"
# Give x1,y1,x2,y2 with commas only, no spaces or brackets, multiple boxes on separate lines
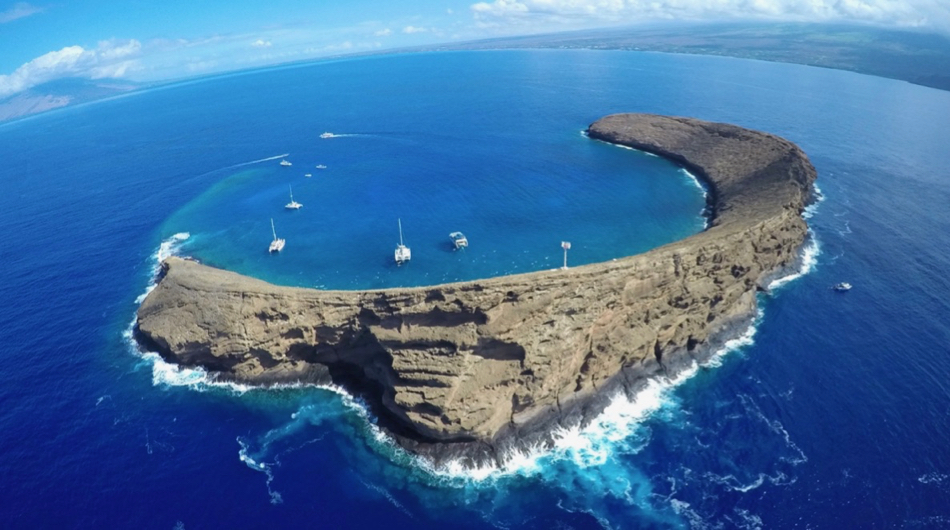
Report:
135,113,818,467
4,22,949,125
420,23,950,93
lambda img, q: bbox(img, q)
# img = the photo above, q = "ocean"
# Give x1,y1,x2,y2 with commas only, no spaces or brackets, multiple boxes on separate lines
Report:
1,50,949,529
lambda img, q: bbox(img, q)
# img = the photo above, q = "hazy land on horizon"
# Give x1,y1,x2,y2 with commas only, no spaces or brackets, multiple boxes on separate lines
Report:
3,21,950,124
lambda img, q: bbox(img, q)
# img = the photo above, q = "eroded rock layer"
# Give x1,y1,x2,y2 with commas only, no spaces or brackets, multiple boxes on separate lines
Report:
136,114,817,465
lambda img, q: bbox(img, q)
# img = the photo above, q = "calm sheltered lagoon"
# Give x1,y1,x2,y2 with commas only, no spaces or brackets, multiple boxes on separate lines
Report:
135,113,817,467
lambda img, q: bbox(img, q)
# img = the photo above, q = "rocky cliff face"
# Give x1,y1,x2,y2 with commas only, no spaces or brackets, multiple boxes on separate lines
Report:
136,114,817,465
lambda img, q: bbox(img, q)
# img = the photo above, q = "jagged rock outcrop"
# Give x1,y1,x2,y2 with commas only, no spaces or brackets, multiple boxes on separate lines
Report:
136,113,817,465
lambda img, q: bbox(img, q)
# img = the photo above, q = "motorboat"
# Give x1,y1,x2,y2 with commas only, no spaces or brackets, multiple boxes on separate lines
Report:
449,231,468,250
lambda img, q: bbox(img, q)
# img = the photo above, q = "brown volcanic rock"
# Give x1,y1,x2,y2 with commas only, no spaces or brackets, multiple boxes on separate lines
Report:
136,113,816,464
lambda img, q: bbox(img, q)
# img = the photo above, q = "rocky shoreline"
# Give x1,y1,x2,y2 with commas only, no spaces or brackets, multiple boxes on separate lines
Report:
136,113,817,467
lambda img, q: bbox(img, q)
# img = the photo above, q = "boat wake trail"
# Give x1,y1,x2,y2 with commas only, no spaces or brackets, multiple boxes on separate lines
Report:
223,153,290,170
319,133,365,139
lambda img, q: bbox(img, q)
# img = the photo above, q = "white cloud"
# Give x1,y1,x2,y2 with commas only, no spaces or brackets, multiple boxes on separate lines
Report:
251,39,273,48
374,28,392,36
0,2,43,24
402,25,428,33
469,0,950,32
0,39,142,99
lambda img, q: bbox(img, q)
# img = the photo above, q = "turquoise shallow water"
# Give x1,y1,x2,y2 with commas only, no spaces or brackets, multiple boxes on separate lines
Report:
156,55,705,289
1,50,950,529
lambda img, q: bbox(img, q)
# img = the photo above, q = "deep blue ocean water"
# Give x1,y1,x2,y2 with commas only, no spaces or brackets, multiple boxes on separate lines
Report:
1,50,949,529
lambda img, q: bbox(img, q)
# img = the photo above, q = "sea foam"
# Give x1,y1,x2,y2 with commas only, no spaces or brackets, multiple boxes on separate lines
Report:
422,317,761,484
128,184,821,484
768,185,824,291
423,186,822,482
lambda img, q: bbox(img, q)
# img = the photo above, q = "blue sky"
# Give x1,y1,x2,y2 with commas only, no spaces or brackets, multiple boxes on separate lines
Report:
2,0,950,101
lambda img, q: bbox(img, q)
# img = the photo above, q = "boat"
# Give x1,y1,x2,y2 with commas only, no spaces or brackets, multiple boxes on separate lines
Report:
304,173,312,178
280,159,292,167
285,185,302,210
316,164,327,170
269,218,285,253
833,282,852,292
449,231,468,250
319,132,334,139
394,218,411,265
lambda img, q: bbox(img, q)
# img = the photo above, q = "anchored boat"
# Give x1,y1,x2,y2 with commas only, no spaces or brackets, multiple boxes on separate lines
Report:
279,159,292,167
285,185,302,210
394,219,411,265
449,231,468,250
269,218,285,253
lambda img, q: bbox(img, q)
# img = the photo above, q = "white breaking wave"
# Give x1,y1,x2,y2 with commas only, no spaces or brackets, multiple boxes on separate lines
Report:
124,233,398,466
768,187,824,291
679,167,711,227
125,232,261,392
767,235,820,291
424,319,761,483
424,183,823,481
680,167,706,196
803,184,824,220
128,185,822,484
133,232,189,304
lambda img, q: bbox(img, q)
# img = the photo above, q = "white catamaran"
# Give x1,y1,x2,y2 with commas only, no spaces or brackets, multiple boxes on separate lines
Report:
285,185,302,210
394,218,411,265
269,218,285,253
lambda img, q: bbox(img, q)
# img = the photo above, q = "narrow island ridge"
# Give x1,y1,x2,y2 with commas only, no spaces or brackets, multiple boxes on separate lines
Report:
135,113,818,467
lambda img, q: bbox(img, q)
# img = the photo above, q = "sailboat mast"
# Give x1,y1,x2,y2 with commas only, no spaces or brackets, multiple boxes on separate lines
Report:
289,185,293,201
271,218,277,241
398,218,404,245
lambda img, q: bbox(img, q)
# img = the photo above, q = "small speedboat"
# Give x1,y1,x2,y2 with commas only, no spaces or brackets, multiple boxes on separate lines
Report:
832,282,852,292
316,164,327,170
319,132,333,139
280,159,292,167
304,173,312,178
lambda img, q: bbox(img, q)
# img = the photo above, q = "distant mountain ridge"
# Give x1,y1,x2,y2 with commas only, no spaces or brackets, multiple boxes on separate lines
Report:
0,78,139,122
423,22,950,92
4,22,949,124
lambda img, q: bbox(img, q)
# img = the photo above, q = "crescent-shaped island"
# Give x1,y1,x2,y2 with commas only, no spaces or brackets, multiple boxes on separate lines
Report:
135,113,818,466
